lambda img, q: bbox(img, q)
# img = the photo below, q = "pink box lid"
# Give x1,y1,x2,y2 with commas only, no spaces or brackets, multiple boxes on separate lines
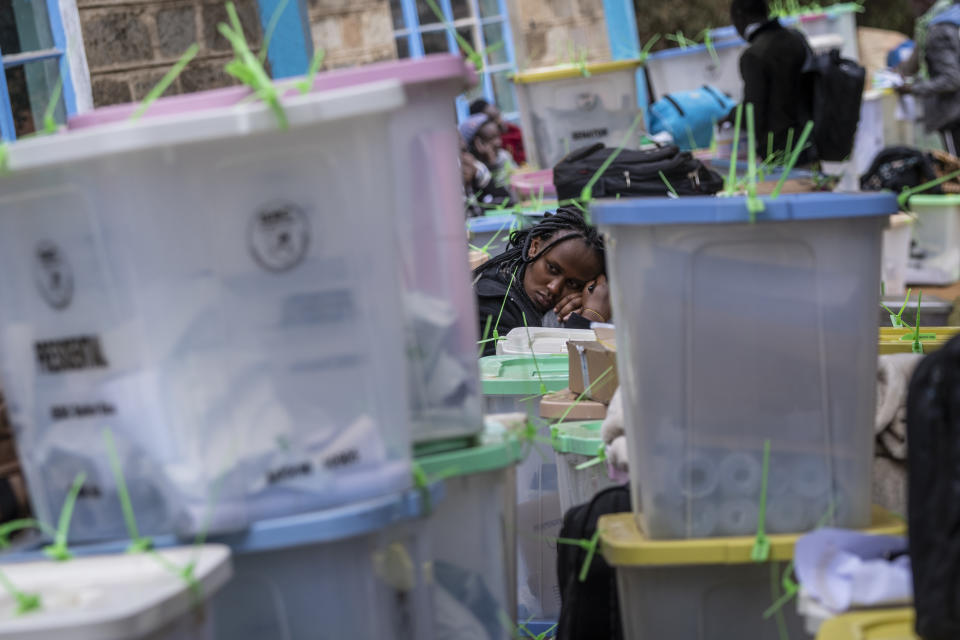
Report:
69,54,475,130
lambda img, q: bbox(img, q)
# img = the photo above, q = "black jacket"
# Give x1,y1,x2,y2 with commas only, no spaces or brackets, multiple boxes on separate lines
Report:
739,20,814,157
915,7,960,132
475,261,591,356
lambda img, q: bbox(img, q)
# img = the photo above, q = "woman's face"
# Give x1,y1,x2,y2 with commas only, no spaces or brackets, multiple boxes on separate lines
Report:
523,232,603,313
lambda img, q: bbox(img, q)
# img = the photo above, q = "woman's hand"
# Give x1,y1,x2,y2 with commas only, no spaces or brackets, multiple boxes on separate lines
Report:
581,274,611,323
554,291,583,322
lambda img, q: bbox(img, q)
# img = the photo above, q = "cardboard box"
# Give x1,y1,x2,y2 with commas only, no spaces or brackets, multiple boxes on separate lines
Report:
539,389,607,420
567,336,618,405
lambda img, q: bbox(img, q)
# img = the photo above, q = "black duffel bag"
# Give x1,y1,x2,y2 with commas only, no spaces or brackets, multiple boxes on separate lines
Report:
552,142,724,201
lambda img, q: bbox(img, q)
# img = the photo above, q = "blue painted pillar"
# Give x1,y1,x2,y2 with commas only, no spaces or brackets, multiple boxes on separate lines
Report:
256,0,314,78
601,0,649,119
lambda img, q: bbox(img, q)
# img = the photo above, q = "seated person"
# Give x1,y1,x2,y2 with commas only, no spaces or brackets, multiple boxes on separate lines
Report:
470,98,526,165
460,113,515,194
474,207,610,355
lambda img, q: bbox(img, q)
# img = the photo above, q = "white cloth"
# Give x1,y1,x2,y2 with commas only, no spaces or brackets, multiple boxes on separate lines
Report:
794,528,912,614
601,387,629,476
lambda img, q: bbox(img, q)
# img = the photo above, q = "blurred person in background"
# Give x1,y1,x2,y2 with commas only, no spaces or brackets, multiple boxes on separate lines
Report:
897,0,960,154
470,98,526,165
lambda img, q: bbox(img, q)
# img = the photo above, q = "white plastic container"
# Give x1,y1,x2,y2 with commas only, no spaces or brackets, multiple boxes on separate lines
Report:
791,3,861,63
551,421,622,514
644,40,747,103
416,440,522,639
882,214,914,296
496,327,596,356
907,194,960,285
208,488,438,640
594,192,897,538
515,422,563,621
645,3,860,104
599,508,905,640
0,74,414,540
512,60,643,169
0,545,232,640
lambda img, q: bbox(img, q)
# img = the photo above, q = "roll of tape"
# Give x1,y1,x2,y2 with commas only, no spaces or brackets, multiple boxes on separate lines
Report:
766,495,808,534
718,498,759,536
791,455,831,499
666,500,719,538
673,452,719,500
719,452,762,497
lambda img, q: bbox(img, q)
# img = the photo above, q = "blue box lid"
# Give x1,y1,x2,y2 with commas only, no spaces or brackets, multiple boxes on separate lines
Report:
468,214,515,233
591,192,898,226
0,484,445,560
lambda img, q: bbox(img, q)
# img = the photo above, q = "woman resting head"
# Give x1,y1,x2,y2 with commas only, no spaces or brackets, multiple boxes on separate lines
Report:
474,207,610,355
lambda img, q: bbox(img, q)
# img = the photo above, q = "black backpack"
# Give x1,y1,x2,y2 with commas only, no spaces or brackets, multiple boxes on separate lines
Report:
860,146,942,195
556,484,630,640
552,143,724,202
802,49,865,162
907,334,960,640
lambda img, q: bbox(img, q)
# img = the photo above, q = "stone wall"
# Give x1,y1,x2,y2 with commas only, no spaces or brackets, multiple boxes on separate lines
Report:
306,0,396,69
78,0,263,107
508,0,610,70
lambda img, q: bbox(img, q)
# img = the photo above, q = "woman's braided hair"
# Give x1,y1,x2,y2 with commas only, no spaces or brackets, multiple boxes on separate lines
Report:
475,206,605,277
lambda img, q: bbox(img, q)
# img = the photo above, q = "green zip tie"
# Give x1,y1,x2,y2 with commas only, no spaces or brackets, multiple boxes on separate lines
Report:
547,531,601,582
912,291,924,354
769,560,790,640
42,77,63,134
491,266,519,342
763,560,799,619
219,3,287,129
0,519,57,548
411,461,433,515
521,312,548,395
131,44,199,121
725,103,743,194
0,568,41,615
553,365,614,429
295,48,327,94
580,112,645,203
574,443,607,470
770,120,814,199
478,315,494,356
745,103,764,221
899,167,960,210
148,548,203,603
258,0,289,63
424,0,484,71
751,440,772,562
102,429,153,553
639,34,661,63
703,31,719,64
659,170,679,197
880,285,913,329
0,143,8,174
43,472,86,561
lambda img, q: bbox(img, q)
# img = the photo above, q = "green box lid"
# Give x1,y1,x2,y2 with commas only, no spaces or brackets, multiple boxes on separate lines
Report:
480,355,569,396
551,420,605,456
415,439,523,479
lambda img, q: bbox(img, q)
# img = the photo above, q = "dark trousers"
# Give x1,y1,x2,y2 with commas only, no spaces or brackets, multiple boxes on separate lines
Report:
942,124,960,156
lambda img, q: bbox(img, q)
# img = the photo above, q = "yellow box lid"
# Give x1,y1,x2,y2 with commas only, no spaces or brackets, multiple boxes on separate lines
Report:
878,326,960,354
815,608,916,640
512,59,643,84
599,506,905,567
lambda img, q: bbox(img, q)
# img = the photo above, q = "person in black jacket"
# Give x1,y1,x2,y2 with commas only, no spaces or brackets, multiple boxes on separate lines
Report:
731,0,814,160
897,0,960,154
474,208,609,356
